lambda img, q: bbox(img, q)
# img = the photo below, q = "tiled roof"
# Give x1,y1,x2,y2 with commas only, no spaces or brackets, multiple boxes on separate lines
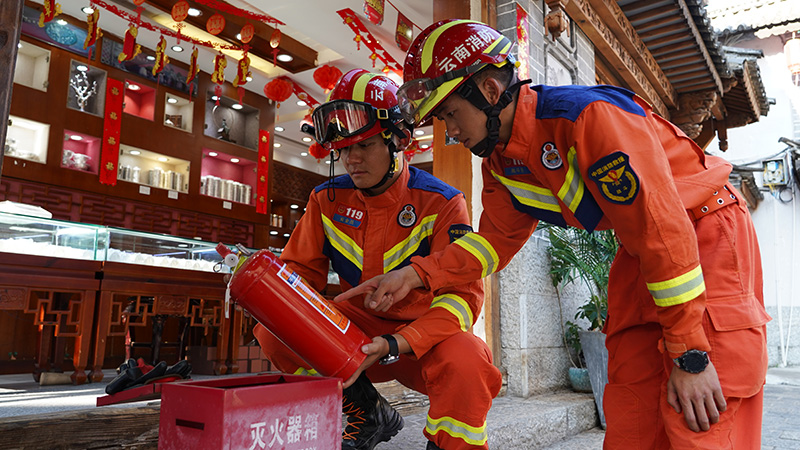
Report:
706,0,800,37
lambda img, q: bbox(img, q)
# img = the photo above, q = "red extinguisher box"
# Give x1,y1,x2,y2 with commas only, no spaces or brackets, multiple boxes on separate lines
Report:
158,373,341,450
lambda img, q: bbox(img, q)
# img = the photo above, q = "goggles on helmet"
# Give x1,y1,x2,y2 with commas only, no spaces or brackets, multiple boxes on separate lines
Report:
312,99,399,145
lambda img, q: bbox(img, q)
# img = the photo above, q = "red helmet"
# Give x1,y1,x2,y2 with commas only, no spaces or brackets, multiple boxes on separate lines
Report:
312,69,406,151
398,20,515,125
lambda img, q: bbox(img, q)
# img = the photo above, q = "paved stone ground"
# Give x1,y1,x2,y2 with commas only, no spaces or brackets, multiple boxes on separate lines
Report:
762,383,800,450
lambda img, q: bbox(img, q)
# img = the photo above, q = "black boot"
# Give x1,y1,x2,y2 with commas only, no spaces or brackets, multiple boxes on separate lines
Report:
341,373,404,450
426,440,443,450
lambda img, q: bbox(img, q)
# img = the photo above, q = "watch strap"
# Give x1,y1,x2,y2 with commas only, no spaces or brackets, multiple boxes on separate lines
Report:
379,334,399,365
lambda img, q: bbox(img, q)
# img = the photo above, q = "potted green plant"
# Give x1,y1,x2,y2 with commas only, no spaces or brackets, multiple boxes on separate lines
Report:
545,224,617,427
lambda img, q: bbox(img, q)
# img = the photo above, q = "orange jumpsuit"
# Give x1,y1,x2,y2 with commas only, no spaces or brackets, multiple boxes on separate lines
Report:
410,84,770,448
254,165,502,450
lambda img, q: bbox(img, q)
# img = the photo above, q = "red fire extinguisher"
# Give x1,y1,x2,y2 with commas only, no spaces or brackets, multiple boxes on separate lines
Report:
219,245,370,380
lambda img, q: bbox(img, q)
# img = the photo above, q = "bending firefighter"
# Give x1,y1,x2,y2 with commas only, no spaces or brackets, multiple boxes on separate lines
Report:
338,21,770,449
253,69,502,450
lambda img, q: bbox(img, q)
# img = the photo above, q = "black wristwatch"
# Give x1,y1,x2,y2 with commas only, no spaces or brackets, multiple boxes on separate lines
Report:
379,334,400,365
673,349,709,374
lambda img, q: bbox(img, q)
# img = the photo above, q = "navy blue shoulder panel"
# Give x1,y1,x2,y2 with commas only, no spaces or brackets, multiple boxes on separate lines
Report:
314,174,355,193
533,85,645,122
406,166,461,200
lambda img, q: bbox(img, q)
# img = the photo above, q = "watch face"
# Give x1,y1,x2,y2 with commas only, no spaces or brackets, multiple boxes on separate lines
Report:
682,350,708,373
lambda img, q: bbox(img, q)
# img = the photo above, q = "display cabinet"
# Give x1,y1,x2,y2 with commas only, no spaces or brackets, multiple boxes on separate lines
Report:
66,60,106,116
124,79,156,121
164,93,193,133
203,92,260,150
5,115,49,164
118,144,190,194
200,149,255,205
62,130,101,174
13,40,50,92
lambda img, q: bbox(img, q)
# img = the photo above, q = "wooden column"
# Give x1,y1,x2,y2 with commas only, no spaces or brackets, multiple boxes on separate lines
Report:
0,0,23,178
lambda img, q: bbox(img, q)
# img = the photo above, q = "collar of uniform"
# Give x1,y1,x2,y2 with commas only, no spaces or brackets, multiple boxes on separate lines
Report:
356,165,410,208
503,84,538,160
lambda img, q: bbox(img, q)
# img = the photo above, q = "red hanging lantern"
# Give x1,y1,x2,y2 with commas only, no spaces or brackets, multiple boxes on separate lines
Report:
263,78,293,106
171,0,189,22
240,23,254,44
313,65,343,92
207,13,226,36
309,142,329,160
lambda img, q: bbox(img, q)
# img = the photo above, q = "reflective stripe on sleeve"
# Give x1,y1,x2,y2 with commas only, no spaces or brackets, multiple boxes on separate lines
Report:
647,265,706,307
558,147,587,212
430,294,474,331
491,170,562,213
453,232,499,278
321,214,364,271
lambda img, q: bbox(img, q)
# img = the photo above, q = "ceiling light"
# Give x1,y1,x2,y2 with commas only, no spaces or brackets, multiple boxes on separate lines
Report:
231,103,243,110
157,157,169,162
325,160,331,164
208,152,218,157
81,6,94,14
211,95,219,101
127,83,140,91
17,43,22,49
236,33,242,40
146,55,155,61
414,129,425,136
56,19,68,26
187,7,201,17
276,54,293,63
283,233,290,237
69,135,83,141
273,143,281,148
274,126,284,132
129,150,141,155
300,152,308,156
230,158,240,163
296,100,307,106
76,64,89,72
167,97,178,104
246,76,252,82
302,137,312,142
421,144,429,149
171,45,184,52
269,230,278,235
290,204,299,209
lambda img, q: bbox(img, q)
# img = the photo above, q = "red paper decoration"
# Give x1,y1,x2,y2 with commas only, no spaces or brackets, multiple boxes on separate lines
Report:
38,0,62,27
264,78,293,106
269,28,282,66
309,142,328,160
337,9,402,73
313,65,343,92
213,85,222,106
395,12,413,51
240,23,254,44
363,0,385,26
84,9,101,50
171,1,190,22
207,13,226,35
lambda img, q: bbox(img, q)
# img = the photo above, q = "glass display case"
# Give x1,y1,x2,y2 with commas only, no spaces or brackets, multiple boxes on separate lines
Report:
200,148,255,205
0,211,231,272
14,40,50,92
5,115,49,164
203,92,260,150
67,60,106,116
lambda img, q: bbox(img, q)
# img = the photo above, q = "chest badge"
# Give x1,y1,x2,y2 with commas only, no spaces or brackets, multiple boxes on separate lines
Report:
588,151,640,205
397,204,417,228
541,142,562,170
333,203,365,228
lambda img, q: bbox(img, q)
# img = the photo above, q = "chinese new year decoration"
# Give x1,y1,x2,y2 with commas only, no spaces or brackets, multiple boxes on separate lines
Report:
395,12,412,51
264,78,293,107
256,130,270,214
363,0,385,26
207,13,226,35
337,9,402,73
309,142,328,160
240,23,255,44
171,1,190,22
38,0,62,27
212,53,227,84
313,65,343,93
516,4,530,81
269,28,282,67
187,47,200,84
99,79,124,186
233,52,251,88
84,9,102,50
152,36,169,76
118,24,142,62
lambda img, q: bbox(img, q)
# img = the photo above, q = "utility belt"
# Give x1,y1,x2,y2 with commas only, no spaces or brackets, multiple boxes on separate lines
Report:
688,182,741,221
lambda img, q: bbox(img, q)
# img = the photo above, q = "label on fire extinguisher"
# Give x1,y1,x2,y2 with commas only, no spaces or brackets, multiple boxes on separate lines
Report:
277,263,351,334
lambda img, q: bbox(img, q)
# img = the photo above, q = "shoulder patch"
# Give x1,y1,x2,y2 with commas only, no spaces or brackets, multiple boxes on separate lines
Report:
314,174,355,193
407,166,461,200
534,85,646,122
448,224,473,243
587,151,639,205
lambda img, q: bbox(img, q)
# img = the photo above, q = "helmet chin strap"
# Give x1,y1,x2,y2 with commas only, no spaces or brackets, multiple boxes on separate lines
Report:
360,140,400,195
456,77,532,158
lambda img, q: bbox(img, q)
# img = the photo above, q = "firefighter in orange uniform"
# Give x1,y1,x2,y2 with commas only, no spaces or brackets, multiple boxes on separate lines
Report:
253,69,501,450
338,21,770,449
